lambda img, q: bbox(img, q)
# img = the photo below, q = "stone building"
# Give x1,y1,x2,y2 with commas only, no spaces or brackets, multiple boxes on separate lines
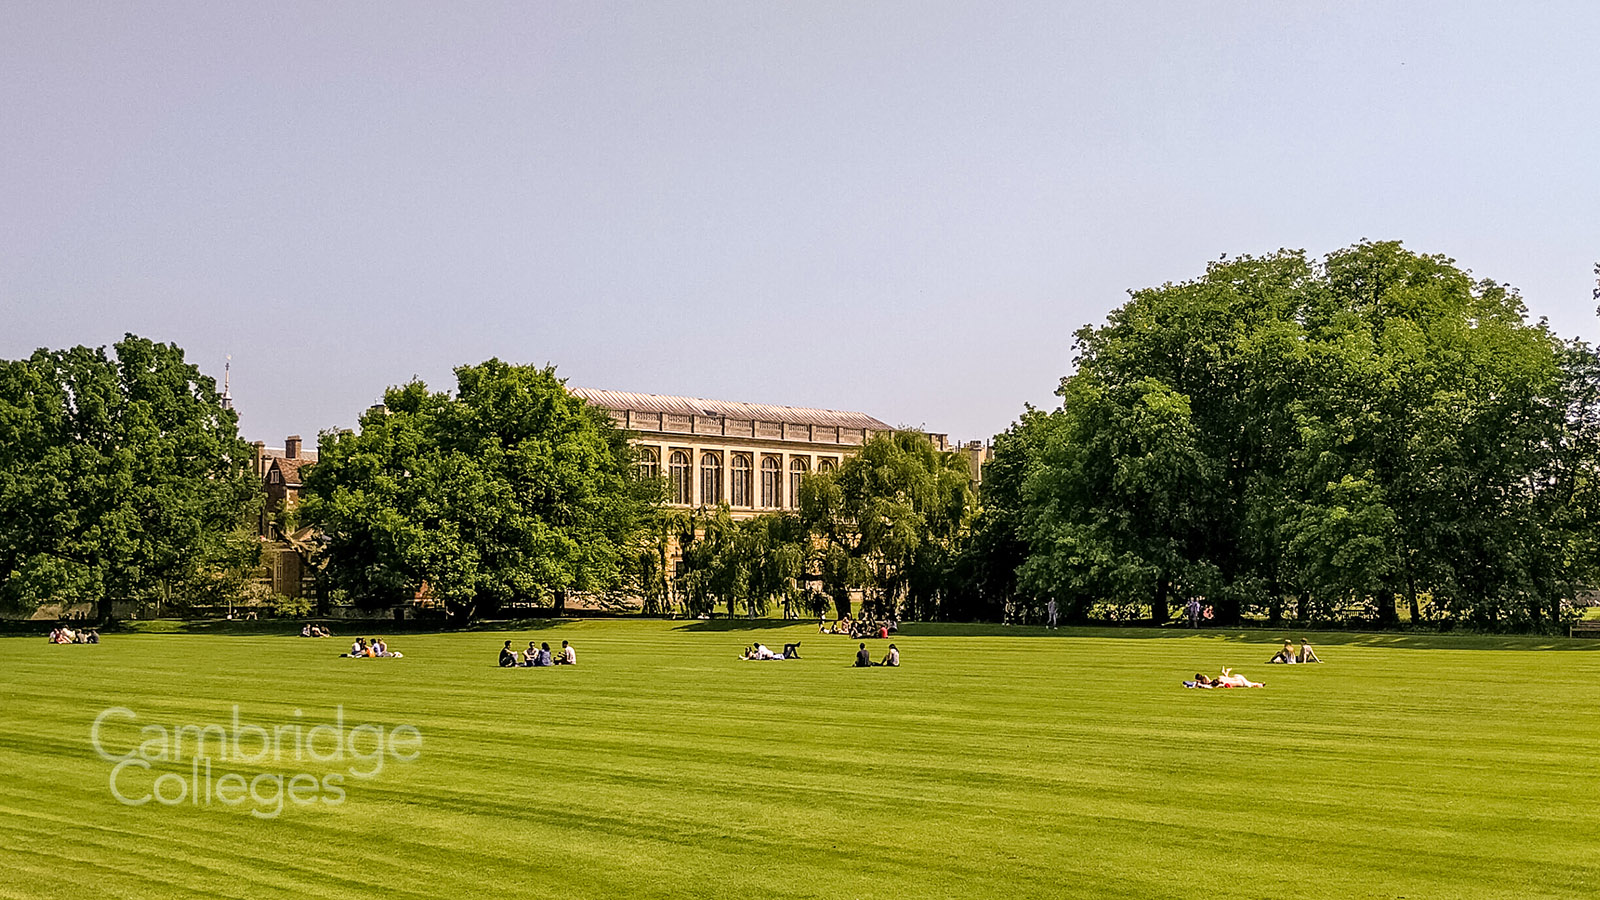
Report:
571,388,960,519
249,436,318,598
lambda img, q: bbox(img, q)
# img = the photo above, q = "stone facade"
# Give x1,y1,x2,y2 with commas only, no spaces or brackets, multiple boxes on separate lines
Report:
571,388,951,519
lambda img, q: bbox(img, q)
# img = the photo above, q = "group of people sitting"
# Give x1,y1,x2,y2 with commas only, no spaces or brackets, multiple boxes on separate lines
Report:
822,615,898,640
499,640,576,667
300,623,335,638
48,626,99,644
342,637,403,658
1185,667,1262,689
1267,640,1321,664
739,641,801,660
854,642,899,667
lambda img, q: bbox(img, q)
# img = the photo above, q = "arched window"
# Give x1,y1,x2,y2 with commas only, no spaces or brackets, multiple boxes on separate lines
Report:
760,456,783,508
818,457,838,474
730,454,753,507
669,450,692,505
700,451,723,506
789,457,809,509
636,446,659,481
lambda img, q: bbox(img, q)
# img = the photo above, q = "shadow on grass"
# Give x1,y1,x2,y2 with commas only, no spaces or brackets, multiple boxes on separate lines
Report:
892,622,1600,651
671,618,806,633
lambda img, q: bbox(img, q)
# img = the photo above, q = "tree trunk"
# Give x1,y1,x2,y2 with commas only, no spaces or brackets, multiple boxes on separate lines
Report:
1375,589,1399,628
1297,592,1310,623
1151,577,1169,625
554,590,567,616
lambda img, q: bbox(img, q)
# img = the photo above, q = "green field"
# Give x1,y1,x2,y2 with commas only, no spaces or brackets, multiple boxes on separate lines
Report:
2,621,1598,899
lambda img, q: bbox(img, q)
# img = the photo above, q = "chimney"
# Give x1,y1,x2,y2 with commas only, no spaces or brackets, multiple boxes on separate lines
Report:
285,435,301,460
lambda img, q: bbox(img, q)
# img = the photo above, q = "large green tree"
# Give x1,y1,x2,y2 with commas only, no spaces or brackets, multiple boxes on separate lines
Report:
0,335,260,619
1000,242,1599,630
300,360,655,623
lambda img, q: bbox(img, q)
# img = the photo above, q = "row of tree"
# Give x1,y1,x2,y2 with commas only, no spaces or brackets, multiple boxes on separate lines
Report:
3,242,1595,630
970,243,1600,629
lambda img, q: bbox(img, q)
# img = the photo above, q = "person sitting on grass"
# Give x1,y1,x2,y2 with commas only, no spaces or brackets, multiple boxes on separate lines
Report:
554,640,576,665
498,641,517,667
521,641,539,666
86,629,100,644
854,642,872,667
878,644,900,667
1268,641,1297,664
373,637,399,658
1298,640,1320,663
301,623,313,638
345,638,368,658
532,642,554,667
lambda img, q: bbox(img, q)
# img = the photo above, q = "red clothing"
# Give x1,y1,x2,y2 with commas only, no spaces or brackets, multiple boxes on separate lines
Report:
878,626,889,639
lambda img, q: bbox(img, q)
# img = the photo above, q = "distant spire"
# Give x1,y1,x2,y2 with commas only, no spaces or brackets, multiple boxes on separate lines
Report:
221,355,234,410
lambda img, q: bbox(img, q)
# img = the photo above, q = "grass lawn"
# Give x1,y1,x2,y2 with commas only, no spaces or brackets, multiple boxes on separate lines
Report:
2,620,1598,899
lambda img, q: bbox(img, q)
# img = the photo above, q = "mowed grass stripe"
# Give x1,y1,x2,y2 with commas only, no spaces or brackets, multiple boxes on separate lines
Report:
3,621,1598,898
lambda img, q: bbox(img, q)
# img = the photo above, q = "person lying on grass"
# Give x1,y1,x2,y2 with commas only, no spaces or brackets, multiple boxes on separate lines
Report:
1185,668,1264,689
740,642,783,660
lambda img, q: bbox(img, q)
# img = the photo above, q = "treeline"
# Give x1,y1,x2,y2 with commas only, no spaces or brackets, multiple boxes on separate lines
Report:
654,243,1600,631
968,243,1600,630
4,242,1596,631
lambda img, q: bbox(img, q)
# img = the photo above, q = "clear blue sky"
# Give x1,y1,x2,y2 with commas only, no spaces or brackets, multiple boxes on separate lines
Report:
4,2,1597,448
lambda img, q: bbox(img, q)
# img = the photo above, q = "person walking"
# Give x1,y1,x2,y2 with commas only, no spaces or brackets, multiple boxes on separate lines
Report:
1046,599,1059,629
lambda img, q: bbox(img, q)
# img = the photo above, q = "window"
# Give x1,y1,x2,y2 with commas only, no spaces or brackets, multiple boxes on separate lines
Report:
636,446,659,481
669,450,692,505
760,456,783,508
730,454,753,507
819,457,838,473
789,457,809,509
268,468,281,485
700,451,723,506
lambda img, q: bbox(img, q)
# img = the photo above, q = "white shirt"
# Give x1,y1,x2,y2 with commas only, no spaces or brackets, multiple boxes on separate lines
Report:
562,646,576,664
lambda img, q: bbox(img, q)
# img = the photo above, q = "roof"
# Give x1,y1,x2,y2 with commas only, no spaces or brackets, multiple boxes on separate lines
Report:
269,457,311,486
570,388,892,431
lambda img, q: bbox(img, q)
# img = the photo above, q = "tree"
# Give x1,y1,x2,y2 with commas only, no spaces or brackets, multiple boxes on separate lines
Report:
300,360,655,623
999,242,1597,631
0,335,260,619
798,431,975,620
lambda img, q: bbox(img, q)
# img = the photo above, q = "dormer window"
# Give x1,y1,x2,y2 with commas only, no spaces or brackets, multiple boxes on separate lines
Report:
268,469,281,485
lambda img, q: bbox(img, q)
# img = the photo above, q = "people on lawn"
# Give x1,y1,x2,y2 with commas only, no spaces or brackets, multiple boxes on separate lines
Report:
1268,639,1321,664
555,640,576,665
854,643,872,667
531,642,554,667
879,644,900,667
499,641,516,667
1186,667,1264,688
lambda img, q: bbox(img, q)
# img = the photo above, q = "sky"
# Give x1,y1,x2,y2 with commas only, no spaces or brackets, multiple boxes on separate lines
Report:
3,1,1598,449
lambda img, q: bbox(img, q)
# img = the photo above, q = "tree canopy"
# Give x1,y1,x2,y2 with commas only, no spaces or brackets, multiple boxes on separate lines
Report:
300,360,656,622
0,335,259,618
983,242,1600,629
